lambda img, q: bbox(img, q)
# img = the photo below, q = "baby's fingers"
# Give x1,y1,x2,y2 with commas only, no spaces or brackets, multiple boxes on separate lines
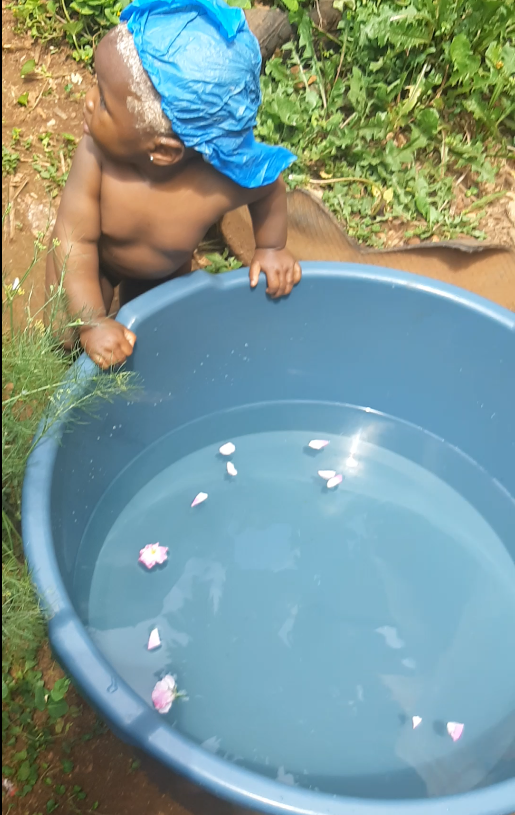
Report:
282,267,296,295
123,328,137,349
265,269,282,298
249,260,261,289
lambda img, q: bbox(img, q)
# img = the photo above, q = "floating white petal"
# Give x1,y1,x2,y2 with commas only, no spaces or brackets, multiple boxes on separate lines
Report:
147,628,161,650
308,440,329,450
326,474,343,489
226,462,237,477
318,470,336,480
219,442,236,456
191,492,208,507
447,722,464,742
412,716,422,729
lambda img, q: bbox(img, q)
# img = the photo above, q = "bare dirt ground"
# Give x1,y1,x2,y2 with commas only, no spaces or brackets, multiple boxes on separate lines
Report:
2,7,515,815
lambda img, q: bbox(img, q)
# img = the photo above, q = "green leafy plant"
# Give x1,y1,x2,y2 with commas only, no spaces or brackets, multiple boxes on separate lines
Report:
2,145,20,176
11,0,127,63
256,0,512,241
31,132,78,197
203,249,243,274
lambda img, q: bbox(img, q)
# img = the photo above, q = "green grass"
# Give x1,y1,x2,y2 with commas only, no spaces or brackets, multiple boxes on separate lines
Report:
2,227,137,804
2,230,135,661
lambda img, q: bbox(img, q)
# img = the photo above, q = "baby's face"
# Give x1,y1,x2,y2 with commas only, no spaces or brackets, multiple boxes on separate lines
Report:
84,34,151,161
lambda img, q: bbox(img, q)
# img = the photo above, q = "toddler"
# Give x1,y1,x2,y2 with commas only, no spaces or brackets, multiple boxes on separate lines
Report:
47,0,301,369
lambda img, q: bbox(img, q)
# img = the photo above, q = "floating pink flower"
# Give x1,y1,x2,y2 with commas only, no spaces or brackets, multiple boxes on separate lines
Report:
326,474,343,489
308,440,329,450
447,722,464,742
147,628,161,650
191,492,208,507
138,543,168,570
152,675,177,714
412,716,422,729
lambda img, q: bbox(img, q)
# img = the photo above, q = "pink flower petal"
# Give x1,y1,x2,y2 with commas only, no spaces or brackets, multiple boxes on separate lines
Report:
219,442,236,456
326,474,343,489
308,440,329,450
152,674,177,714
318,469,336,480
226,462,237,477
412,716,422,729
447,722,464,742
147,628,161,650
191,492,208,507
138,543,168,569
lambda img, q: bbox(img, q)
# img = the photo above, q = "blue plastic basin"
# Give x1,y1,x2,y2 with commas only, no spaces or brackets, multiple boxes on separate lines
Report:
22,263,515,815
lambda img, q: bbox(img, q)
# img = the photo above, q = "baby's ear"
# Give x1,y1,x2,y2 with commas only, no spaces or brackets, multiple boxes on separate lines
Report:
149,136,185,166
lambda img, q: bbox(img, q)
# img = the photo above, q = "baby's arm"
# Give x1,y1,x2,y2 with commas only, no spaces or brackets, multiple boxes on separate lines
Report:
247,177,301,298
47,136,135,368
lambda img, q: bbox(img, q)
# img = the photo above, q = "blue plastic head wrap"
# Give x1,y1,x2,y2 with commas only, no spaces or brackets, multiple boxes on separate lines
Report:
119,0,296,188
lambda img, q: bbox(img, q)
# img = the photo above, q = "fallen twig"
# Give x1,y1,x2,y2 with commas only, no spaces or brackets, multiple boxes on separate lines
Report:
310,176,376,187
27,80,49,113
11,178,29,203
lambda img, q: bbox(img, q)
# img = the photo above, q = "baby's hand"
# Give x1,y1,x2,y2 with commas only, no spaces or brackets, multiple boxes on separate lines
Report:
80,318,136,369
249,248,301,299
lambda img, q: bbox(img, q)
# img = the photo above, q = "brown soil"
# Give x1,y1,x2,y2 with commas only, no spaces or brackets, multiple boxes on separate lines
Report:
2,5,91,325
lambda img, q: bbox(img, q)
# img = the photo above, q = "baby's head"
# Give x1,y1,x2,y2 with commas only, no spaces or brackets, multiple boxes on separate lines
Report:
84,24,187,166
85,0,295,187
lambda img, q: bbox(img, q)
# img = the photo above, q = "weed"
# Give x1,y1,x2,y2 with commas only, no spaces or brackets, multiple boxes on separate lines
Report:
2,145,20,176
256,1,513,241
32,132,78,197
2,230,135,662
203,249,243,274
2,648,108,810
11,0,125,63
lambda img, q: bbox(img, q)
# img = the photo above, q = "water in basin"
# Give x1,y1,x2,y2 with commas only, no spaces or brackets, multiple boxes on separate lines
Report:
74,402,515,800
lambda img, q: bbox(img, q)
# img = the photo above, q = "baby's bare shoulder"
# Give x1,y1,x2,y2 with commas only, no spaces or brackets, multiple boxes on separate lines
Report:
190,160,273,210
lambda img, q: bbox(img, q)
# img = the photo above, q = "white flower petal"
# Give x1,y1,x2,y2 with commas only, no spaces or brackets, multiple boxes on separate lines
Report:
412,716,422,729
191,492,208,507
318,470,336,480
12,277,20,290
163,674,177,692
226,462,237,477
147,628,161,650
326,474,343,489
447,722,464,742
219,442,236,456
308,440,329,450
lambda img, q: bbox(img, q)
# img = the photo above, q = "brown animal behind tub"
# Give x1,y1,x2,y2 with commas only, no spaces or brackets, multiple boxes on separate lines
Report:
221,189,515,312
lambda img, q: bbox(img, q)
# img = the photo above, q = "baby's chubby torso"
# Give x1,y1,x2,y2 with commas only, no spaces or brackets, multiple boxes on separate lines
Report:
97,143,254,280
